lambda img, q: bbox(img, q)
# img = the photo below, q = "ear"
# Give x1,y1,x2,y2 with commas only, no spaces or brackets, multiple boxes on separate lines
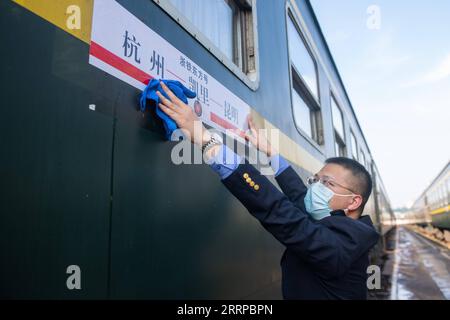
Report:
347,195,363,211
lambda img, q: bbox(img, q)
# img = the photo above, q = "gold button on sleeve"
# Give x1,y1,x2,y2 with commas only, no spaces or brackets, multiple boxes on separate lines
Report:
254,184,260,191
243,173,249,179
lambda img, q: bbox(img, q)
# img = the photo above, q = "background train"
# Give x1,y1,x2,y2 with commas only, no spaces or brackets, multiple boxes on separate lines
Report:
412,161,450,230
0,0,394,299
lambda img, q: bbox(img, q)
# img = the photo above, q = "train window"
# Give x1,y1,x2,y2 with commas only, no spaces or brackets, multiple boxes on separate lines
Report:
164,0,258,88
360,149,366,167
170,0,235,60
292,87,313,138
286,12,323,147
291,66,323,145
350,131,358,160
430,192,435,209
434,189,438,208
445,181,449,204
441,184,447,206
447,178,450,200
331,96,344,139
287,14,319,101
335,138,346,157
436,189,440,208
331,95,346,157
442,185,446,206
438,189,441,207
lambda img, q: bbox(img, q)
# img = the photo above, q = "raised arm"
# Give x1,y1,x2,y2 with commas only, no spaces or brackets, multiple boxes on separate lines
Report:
155,81,379,279
221,160,378,279
242,116,308,211
274,163,309,212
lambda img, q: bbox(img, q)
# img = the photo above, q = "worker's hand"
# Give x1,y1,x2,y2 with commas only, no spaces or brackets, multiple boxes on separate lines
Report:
156,81,210,146
239,115,278,158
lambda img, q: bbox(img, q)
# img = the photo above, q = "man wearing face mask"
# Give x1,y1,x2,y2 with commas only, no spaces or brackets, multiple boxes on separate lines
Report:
155,82,380,300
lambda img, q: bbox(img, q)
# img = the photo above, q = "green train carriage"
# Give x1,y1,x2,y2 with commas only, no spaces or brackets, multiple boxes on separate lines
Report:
0,0,394,299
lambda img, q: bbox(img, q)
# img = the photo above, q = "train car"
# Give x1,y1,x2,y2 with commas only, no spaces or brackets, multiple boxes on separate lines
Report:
412,161,450,230
372,164,396,235
0,0,393,299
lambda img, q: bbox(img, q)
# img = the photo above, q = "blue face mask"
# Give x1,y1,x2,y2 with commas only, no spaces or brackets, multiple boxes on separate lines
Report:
304,182,334,220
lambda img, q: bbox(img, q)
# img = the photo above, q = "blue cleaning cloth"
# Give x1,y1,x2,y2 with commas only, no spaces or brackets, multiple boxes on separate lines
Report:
140,79,197,139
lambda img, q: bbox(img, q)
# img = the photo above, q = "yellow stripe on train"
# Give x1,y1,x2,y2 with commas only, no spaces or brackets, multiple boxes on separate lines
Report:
430,205,450,215
13,0,93,44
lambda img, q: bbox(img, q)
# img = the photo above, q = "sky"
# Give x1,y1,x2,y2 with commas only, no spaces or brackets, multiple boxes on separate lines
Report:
309,0,450,208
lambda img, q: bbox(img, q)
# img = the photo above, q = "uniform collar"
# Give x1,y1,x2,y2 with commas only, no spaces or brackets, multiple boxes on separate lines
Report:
330,210,374,226
330,209,346,217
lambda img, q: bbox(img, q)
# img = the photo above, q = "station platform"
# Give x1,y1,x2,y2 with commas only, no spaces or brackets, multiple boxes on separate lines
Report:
390,226,450,300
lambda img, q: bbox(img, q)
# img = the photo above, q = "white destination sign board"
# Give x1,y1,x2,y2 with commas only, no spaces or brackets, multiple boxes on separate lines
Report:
89,0,250,137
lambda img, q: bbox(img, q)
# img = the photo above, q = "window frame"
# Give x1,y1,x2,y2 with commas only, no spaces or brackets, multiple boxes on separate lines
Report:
330,92,346,157
350,130,358,161
286,9,324,151
286,11,321,107
291,83,313,139
366,157,372,173
291,75,319,143
447,177,450,200
153,0,260,90
334,133,346,157
360,148,366,167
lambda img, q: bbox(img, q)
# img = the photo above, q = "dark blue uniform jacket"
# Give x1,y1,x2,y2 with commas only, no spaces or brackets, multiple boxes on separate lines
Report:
222,161,380,300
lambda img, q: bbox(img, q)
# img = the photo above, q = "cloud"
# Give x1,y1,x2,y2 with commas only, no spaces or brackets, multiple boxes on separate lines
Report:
402,53,450,87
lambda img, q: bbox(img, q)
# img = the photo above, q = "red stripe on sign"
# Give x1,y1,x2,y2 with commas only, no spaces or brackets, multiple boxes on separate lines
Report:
210,112,246,138
90,41,153,85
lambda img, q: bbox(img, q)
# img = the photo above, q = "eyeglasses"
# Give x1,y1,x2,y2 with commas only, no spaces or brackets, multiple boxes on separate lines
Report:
306,174,357,195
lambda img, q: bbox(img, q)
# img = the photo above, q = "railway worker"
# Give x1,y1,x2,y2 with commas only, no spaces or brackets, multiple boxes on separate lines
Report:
155,82,380,300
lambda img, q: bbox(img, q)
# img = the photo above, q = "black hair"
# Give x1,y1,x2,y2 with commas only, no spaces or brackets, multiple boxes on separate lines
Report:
325,157,373,214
